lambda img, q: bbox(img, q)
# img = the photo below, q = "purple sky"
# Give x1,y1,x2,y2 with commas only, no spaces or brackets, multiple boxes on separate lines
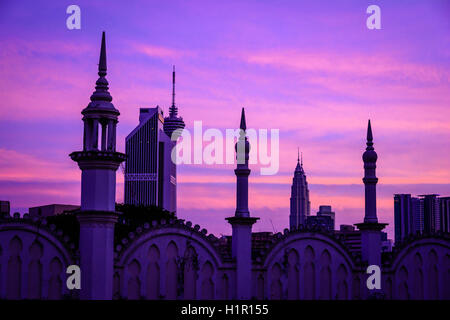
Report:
0,0,449,239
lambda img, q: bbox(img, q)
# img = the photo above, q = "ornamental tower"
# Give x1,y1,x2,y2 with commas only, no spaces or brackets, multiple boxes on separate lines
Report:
163,66,185,139
226,108,259,299
289,150,311,229
355,120,387,297
70,32,125,299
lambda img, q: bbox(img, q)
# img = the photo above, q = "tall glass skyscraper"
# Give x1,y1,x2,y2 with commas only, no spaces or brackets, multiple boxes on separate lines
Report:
124,107,177,212
289,153,310,229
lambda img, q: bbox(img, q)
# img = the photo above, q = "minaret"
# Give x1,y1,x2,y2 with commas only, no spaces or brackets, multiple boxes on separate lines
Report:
70,32,126,300
163,66,185,139
289,148,311,229
355,120,387,296
226,108,259,299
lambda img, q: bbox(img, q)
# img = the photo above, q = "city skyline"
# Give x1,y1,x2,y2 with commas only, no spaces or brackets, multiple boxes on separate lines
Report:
1,1,450,239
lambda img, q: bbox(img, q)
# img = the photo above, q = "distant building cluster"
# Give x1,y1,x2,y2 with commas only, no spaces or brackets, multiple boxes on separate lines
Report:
394,194,450,243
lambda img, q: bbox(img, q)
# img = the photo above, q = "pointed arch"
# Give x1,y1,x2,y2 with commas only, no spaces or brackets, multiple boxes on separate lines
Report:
319,250,332,300
270,263,282,300
287,249,299,300
127,259,141,299
336,264,348,300
7,236,22,299
165,241,178,300
413,252,424,299
146,244,160,299
48,257,63,300
200,261,214,300
427,250,439,299
303,246,315,299
27,240,43,299
183,245,197,300
398,266,409,300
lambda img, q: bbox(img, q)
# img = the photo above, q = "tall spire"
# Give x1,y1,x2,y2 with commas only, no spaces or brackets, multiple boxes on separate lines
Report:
240,107,247,132
295,149,304,173
356,119,387,277
164,66,185,139
70,31,125,299
89,31,113,105
290,149,310,229
366,119,374,150
169,65,177,117
99,31,107,77
362,119,379,223
226,110,259,300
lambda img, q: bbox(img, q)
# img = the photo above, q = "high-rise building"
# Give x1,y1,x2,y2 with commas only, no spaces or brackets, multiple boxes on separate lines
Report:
306,215,333,231
124,107,176,212
317,205,335,230
0,200,10,215
289,151,310,229
439,197,450,233
411,196,422,233
419,194,440,234
124,68,184,213
394,193,449,243
394,194,415,243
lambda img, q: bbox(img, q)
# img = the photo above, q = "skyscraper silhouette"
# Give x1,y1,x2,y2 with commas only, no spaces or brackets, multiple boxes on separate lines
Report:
289,150,310,229
124,68,184,212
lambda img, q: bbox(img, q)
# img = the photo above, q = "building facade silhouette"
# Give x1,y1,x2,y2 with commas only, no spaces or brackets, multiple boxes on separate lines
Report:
395,194,450,243
289,152,311,229
124,107,177,213
0,34,449,300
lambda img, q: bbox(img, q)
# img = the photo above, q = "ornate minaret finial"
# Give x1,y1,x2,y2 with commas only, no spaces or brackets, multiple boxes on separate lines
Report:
226,108,259,299
89,32,113,105
235,108,251,217
164,66,185,139
362,119,378,223
70,32,125,300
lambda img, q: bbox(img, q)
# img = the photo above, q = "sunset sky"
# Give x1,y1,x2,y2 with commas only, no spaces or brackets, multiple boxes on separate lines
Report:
1,0,449,239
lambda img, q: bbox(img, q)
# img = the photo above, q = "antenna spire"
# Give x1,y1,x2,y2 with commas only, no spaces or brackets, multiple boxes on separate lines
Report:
169,65,178,117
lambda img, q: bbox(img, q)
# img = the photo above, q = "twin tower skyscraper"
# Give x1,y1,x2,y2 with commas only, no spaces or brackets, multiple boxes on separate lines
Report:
289,151,311,229
124,67,185,213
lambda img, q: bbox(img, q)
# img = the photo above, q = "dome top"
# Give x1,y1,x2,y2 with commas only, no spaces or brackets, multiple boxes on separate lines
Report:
363,119,377,163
